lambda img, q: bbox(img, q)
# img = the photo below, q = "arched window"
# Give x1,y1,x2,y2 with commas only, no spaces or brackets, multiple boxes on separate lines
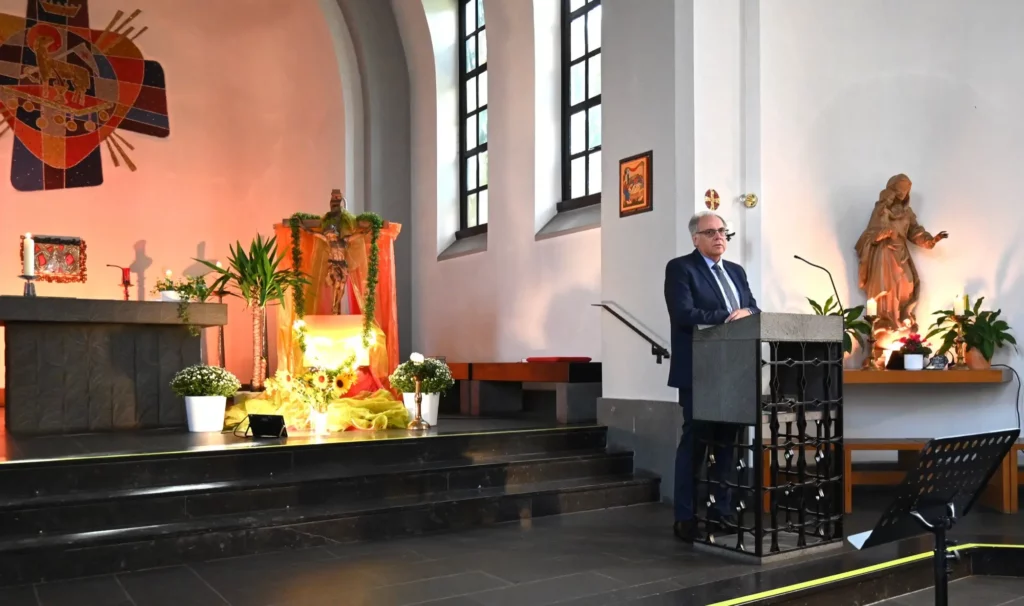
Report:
560,0,601,210
458,0,488,234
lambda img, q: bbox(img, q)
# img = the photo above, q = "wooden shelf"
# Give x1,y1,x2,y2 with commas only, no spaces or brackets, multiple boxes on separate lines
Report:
844,369,1010,385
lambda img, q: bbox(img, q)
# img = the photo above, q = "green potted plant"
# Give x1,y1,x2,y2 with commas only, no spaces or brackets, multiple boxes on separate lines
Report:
388,353,454,426
198,235,306,390
153,274,215,337
807,296,872,356
170,364,241,432
926,296,1016,369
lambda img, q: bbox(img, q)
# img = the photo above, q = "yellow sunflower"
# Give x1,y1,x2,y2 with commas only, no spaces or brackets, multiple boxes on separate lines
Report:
312,371,331,390
333,374,351,398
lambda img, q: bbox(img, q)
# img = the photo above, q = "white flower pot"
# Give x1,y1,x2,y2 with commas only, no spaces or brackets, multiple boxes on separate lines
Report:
403,392,440,425
160,290,181,302
904,354,924,371
185,395,226,432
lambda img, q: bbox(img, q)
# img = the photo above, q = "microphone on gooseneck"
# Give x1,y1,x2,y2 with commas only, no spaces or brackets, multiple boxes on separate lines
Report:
794,255,844,315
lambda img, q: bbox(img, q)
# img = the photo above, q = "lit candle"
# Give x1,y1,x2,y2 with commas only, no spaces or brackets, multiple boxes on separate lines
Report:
164,269,172,279
866,297,877,317
22,233,34,277
953,294,965,317
121,267,130,284
215,261,223,269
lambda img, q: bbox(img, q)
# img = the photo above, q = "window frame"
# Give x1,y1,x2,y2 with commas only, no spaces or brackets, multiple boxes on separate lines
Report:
559,0,602,212
457,0,489,237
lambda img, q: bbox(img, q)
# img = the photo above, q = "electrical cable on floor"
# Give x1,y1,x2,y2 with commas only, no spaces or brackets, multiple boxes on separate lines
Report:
991,364,1021,431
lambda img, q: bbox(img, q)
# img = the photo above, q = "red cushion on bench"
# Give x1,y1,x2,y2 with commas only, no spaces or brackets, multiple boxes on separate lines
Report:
524,357,592,363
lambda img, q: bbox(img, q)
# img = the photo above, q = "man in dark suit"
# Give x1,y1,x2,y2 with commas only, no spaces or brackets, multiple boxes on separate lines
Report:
664,211,760,541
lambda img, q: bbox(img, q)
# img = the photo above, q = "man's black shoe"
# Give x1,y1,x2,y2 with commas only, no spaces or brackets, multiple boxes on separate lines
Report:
673,519,696,542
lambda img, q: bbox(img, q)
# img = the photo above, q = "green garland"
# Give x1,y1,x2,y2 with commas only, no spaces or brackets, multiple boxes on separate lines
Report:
286,210,383,352
355,212,383,348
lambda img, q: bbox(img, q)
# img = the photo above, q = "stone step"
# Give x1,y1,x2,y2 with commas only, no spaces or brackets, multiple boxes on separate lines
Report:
0,450,634,538
0,473,660,586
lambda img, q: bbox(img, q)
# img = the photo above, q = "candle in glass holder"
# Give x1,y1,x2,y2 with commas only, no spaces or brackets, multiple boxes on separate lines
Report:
866,297,877,317
121,267,130,284
22,233,34,276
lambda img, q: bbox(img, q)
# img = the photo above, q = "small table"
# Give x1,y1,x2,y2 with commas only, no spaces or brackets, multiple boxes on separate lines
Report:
0,296,227,435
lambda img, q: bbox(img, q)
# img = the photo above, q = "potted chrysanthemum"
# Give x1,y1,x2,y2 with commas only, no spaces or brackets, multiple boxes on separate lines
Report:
389,353,454,426
170,364,241,432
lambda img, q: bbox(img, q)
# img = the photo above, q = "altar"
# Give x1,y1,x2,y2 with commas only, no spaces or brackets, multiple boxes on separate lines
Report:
0,297,226,435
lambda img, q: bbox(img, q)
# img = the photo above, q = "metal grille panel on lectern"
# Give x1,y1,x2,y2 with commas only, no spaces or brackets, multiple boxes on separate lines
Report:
690,312,845,561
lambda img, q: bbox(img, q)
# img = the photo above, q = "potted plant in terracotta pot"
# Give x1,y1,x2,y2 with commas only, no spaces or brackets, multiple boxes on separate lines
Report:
171,364,241,432
897,333,931,371
926,296,1017,369
389,354,454,426
198,235,306,391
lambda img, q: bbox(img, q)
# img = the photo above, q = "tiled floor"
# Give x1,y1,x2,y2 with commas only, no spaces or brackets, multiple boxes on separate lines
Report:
871,576,1024,605
0,503,721,606
1,494,1022,606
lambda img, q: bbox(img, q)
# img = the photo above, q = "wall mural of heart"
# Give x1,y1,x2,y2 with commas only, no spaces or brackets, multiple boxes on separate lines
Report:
0,0,169,191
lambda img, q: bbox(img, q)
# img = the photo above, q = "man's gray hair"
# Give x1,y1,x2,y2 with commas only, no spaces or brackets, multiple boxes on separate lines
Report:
688,211,727,236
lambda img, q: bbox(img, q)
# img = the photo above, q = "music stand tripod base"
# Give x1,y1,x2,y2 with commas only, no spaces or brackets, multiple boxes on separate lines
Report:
846,428,1020,606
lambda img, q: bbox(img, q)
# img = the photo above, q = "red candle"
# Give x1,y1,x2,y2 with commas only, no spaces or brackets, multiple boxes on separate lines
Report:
121,267,130,284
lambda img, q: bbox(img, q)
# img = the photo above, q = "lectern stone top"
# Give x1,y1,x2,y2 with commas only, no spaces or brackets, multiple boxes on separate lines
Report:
693,312,842,343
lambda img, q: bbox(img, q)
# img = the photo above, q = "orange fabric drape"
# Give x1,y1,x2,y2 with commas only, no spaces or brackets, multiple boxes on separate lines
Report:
272,221,402,378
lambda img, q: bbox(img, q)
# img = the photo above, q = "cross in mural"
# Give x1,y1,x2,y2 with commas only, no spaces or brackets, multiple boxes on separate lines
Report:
0,0,169,191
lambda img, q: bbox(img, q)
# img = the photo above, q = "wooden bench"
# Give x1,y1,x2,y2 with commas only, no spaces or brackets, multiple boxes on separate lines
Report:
462,362,602,423
1011,440,1024,512
761,438,1018,514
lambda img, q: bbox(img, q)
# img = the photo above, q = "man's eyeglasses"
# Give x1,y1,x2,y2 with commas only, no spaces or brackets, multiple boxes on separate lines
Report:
697,228,729,238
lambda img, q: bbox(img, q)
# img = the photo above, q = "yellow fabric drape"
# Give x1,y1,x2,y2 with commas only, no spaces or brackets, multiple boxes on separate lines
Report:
225,389,409,433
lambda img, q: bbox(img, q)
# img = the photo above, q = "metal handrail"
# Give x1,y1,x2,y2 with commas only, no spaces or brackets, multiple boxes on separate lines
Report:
592,302,671,364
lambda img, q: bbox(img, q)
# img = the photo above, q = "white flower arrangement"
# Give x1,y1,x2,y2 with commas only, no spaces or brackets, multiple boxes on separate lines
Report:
170,364,241,398
389,353,454,394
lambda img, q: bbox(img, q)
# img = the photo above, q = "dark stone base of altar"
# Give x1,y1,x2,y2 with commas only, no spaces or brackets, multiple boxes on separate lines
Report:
0,297,226,435
5,323,200,434
0,417,659,586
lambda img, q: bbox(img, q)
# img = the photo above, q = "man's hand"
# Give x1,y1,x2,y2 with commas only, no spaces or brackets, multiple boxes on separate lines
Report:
726,308,752,323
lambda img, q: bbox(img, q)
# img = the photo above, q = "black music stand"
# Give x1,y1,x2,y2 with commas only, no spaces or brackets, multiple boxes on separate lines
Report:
847,428,1020,606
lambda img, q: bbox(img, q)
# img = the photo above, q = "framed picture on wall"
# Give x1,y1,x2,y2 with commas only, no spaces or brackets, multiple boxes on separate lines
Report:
619,150,653,217
19,235,87,283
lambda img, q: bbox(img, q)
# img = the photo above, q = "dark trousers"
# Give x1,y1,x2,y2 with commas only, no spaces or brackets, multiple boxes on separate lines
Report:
675,390,739,522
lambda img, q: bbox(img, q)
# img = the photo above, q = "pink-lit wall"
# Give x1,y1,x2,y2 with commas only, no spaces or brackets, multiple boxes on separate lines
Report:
0,0,347,386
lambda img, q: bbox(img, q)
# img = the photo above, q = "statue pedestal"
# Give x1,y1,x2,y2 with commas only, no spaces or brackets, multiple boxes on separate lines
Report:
302,315,369,368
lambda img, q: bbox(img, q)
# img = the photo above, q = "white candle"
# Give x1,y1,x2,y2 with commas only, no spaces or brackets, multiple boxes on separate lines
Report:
953,294,965,316
866,297,877,317
22,233,34,277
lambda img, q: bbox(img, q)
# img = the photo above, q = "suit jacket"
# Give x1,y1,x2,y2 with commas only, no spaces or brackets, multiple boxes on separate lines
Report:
664,248,760,390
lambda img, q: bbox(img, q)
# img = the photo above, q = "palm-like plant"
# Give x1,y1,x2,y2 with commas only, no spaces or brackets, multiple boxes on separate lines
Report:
198,235,307,390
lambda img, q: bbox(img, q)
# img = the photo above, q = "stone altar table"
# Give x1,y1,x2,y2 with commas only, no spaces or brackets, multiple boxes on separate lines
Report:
0,297,227,435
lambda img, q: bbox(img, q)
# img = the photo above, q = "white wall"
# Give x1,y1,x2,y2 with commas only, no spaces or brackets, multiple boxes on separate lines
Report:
600,0,691,402
759,0,1024,440
394,0,602,363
